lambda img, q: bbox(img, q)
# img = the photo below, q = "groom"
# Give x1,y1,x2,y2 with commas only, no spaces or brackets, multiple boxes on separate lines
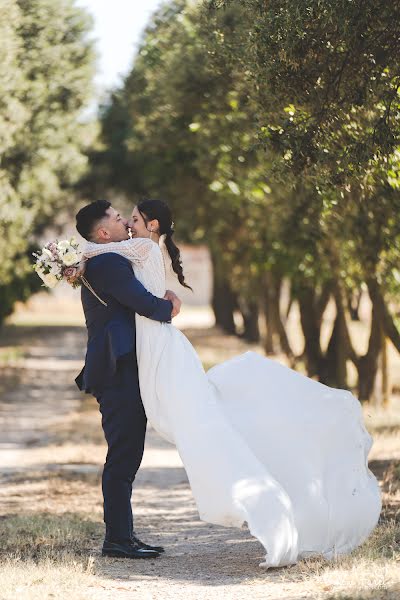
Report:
75,200,181,559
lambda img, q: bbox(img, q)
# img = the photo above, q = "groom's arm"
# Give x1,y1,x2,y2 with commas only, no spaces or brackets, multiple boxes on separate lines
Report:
90,253,173,322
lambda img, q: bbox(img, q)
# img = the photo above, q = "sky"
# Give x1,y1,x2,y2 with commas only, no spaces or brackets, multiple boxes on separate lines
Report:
76,0,163,100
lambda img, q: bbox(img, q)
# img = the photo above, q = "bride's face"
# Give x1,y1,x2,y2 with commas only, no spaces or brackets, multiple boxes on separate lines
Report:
129,206,157,238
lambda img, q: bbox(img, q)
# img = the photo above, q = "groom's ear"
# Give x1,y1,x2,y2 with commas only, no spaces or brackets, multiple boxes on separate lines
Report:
95,227,111,242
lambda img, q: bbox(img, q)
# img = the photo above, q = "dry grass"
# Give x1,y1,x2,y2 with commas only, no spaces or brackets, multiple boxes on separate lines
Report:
0,513,100,560
0,514,100,600
0,510,398,599
0,558,96,600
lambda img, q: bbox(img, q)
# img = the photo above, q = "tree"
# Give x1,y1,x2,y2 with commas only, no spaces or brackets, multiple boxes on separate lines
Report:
207,0,400,398
93,0,400,400
0,0,95,325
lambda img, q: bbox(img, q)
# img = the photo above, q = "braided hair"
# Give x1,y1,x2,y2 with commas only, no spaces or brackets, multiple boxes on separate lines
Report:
137,199,193,291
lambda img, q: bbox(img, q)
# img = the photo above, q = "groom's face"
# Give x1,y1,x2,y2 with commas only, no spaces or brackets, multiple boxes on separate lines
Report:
95,207,129,243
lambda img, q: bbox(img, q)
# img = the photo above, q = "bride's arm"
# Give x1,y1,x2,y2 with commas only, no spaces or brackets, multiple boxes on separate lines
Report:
83,238,154,265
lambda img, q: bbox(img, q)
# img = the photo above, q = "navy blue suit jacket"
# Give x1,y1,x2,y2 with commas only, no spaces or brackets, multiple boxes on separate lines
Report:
76,252,172,395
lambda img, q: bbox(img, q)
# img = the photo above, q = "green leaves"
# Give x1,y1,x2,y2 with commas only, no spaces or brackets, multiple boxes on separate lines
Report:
93,0,400,348
0,0,95,324
230,0,400,183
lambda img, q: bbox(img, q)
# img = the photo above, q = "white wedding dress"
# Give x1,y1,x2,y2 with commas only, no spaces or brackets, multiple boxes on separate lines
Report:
84,237,381,568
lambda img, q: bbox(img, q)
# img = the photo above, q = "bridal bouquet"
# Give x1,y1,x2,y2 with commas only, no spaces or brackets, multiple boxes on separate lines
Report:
33,238,82,289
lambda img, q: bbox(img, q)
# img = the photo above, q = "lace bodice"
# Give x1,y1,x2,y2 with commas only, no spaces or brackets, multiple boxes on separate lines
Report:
84,237,167,297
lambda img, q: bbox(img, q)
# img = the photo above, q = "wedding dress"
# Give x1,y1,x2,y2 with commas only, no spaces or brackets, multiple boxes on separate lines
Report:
84,237,381,568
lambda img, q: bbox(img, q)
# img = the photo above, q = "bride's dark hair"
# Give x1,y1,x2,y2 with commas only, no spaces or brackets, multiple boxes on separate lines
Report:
137,199,193,291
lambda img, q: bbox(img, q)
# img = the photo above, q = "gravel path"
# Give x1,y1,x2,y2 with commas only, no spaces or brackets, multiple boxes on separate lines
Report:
0,324,395,600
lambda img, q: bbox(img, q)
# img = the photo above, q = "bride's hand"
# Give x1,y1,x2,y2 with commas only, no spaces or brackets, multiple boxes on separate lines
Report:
164,289,182,318
171,303,180,318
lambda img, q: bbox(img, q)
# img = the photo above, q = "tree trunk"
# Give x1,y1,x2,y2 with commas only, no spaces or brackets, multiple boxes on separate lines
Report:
373,331,390,407
353,276,400,403
263,272,293,357
238,297,260,343
210,251,237,335
298,286,324,377
211,274,237,335
347,288,362,321
381,334,390,408
322,310,348,388
367,277,400,353
298,280,337,380
356,304,382,402
263,272,278,354
264,295,274,354
321,281,350,388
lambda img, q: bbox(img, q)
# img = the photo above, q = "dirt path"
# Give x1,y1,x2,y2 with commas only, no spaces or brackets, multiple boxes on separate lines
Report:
0,325,399,600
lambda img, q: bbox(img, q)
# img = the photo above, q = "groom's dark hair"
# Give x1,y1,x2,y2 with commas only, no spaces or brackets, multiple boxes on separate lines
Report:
76,199,111,240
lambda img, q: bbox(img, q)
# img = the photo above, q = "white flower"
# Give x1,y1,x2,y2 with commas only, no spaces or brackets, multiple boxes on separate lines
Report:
57,240,70,251
38,251,50,263
49,262,61,276
43,273,59,288
39,272,59,288
42,248,53,260
62,250,78,266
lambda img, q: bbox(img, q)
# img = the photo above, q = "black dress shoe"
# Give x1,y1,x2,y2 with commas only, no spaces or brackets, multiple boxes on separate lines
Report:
131,534,165,553
102,539,160,559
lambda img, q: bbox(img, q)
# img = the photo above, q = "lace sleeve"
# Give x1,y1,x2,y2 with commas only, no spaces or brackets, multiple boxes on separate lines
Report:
83,238,154,267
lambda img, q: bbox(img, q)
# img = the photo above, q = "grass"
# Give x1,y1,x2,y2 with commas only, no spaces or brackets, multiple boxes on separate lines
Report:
0,514,398,599
0,513,101,561
0,558,96,600
0,515,100,600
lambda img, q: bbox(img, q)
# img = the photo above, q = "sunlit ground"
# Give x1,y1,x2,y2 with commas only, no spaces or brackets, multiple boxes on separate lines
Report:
0,294,399,599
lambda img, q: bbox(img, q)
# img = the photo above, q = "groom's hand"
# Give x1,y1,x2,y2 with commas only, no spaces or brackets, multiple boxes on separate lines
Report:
67,257,87,284
164,290,181,318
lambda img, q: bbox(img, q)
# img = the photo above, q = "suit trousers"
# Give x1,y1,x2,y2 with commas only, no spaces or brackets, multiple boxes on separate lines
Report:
96,352,146,542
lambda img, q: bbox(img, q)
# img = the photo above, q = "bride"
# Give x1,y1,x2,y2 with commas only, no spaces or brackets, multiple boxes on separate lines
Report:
82,198,381,568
